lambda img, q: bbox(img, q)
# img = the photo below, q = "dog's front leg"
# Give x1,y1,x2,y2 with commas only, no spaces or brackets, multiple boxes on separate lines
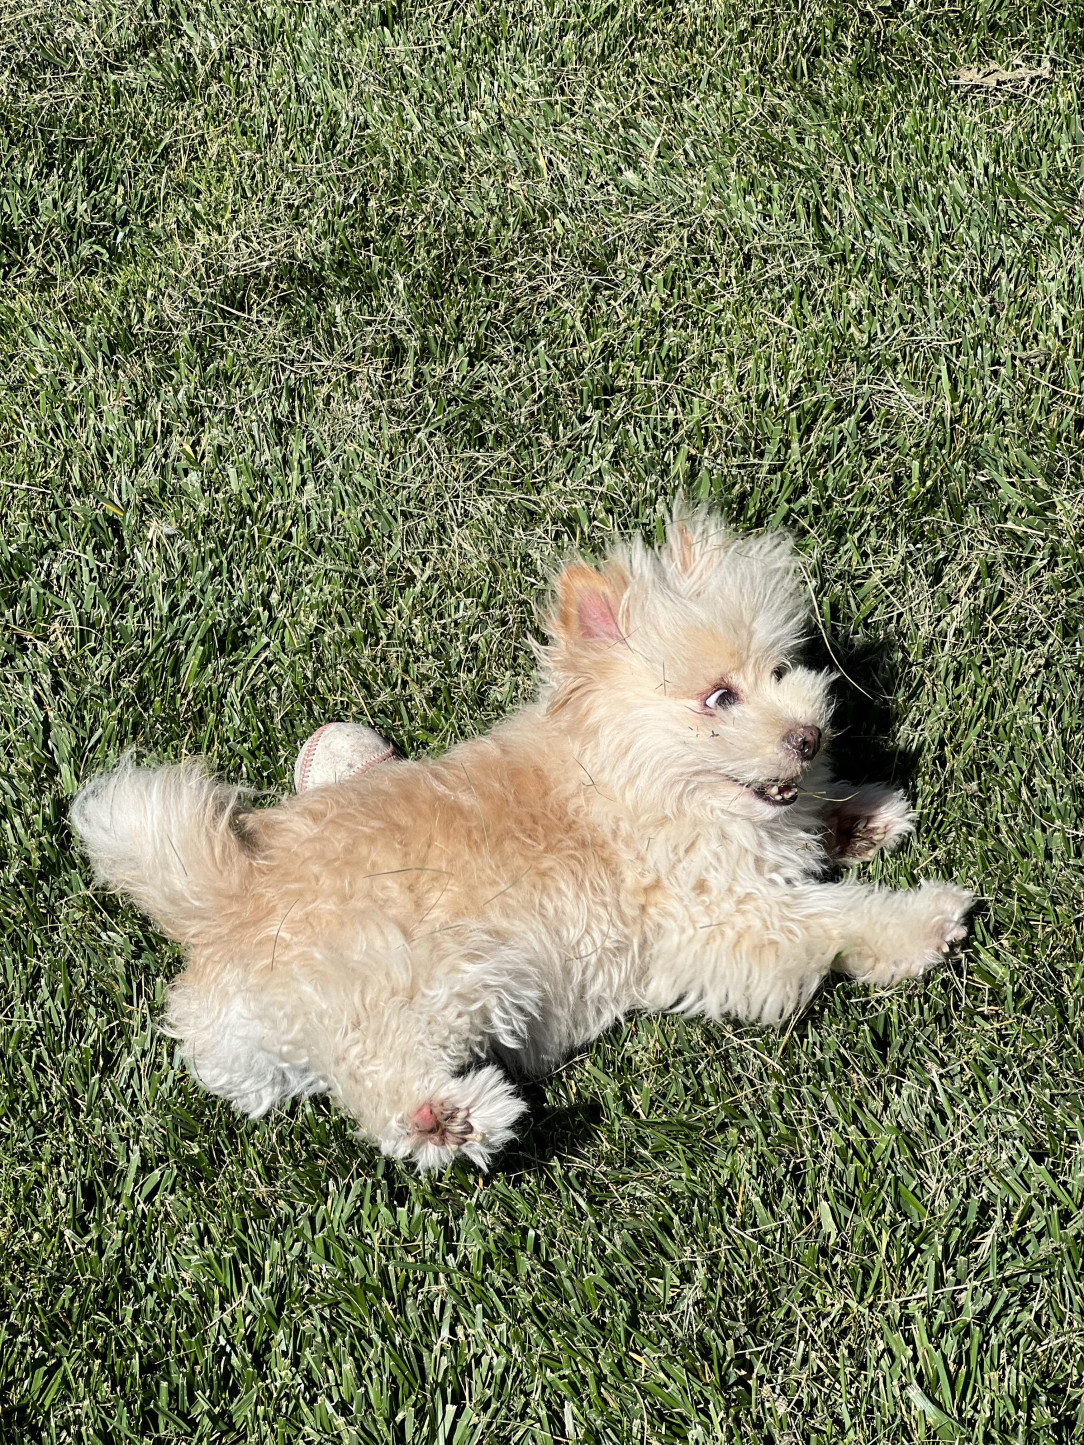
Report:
819,877,972,985
820,782,914,865
666,878,971,1025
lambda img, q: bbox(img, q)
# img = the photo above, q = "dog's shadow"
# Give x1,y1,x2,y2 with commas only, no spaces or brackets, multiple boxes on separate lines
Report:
807,629,919,788
486,1073,606,1176
500,1115,602,1175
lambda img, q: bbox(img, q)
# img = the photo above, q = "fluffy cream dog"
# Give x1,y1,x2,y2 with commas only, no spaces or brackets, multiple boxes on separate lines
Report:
71,509,971,1170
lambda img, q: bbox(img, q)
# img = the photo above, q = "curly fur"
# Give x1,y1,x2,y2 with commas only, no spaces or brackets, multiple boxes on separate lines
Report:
71,507,971,1170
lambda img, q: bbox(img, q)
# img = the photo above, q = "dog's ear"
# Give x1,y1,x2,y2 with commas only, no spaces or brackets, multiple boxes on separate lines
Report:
554,564,627,645
669,521,698,577
663,511,730,590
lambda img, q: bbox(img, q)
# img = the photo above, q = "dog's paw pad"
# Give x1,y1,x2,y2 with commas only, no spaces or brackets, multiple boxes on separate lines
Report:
385,1067,527,1172
409,1100,474,1150
938,919,968,953
825,787,913,865
842,819,890,859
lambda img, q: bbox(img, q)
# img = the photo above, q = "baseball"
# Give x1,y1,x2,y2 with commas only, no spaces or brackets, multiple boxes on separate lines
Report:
293,723,395,793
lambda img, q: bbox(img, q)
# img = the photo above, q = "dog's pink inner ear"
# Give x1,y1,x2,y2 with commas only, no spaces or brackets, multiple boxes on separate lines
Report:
557,565,626,644
577,589,623,642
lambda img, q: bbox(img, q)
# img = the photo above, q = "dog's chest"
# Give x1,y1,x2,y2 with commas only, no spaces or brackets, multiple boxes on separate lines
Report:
629,829,810,949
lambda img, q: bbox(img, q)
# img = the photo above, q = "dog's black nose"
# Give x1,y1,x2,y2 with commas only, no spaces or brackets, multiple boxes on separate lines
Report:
785,726,821,760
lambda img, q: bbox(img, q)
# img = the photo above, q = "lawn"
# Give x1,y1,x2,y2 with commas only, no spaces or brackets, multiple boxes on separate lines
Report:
2,1,1083,1440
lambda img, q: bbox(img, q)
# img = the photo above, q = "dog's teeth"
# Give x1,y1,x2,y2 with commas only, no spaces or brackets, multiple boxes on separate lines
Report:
747,779,798,806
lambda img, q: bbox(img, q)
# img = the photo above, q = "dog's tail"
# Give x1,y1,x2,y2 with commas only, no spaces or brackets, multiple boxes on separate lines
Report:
71,759,253,942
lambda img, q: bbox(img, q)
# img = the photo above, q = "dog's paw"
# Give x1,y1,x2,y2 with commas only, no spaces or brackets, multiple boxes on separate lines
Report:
910,881,971,960
390,1066,529,1173
823,783,913,865
854,882,973,986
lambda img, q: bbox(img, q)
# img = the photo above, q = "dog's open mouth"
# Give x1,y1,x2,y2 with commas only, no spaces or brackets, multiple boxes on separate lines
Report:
751,781,798,807
726,777,799,807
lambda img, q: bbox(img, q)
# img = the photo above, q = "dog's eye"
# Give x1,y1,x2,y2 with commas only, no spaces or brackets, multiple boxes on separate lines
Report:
772,664,790,681
705,686,738,710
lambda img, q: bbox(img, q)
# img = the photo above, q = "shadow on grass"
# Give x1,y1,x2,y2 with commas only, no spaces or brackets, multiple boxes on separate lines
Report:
808,628,920,789
499,1094,608,1176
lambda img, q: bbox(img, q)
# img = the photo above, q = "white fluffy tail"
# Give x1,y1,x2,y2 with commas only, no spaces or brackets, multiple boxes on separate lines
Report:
71,760,251,941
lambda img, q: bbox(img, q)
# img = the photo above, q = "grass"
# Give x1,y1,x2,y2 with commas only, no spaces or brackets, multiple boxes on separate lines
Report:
2,0,1083,1439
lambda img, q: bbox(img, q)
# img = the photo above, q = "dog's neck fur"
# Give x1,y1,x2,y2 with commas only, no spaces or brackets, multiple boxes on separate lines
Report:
493,702,831,890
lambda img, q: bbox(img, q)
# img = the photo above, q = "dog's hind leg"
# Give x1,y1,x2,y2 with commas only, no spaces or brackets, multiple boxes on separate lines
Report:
330,1010,529,1171
168,926,536,1169
168,962,528,1167
164,966,328,1118
320,948,536,1171
334,934,546,1169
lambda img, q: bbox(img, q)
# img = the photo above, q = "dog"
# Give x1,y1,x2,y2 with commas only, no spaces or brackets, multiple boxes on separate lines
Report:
71,508,972,1170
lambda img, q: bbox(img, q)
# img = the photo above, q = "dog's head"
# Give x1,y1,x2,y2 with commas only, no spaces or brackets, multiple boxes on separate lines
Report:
540,507,835,823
